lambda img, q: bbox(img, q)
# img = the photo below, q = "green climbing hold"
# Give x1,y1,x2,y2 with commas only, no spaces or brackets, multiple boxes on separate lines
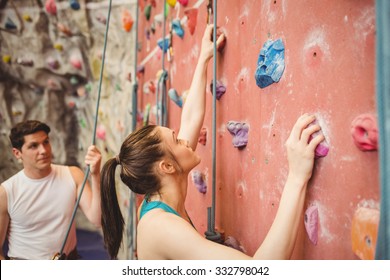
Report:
144,4,152,21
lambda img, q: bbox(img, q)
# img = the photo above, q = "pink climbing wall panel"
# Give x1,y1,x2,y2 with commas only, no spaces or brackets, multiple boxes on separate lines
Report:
136,0,378,259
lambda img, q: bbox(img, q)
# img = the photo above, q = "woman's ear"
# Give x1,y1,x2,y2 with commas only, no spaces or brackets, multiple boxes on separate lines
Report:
158,160,176,174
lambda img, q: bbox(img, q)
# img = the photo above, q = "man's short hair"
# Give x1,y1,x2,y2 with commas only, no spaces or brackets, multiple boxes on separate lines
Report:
9,120,51,150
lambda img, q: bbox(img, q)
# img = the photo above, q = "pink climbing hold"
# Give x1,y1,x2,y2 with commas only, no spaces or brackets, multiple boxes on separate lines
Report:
96,125,106,141
45,0,57,16
198,127,207,145
308,120,329,158
47,78,61,90
304,205,318,245
227,121,249,149
70,56,82,70
351,114,378,151
191,170,207,194
178,0,189,6
148,80,156,94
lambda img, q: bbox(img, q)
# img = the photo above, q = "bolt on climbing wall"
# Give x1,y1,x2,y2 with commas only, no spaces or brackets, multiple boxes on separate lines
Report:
135,0,378,259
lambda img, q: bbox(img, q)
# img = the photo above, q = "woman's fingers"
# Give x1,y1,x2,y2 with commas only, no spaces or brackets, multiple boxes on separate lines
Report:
308,131,325,151
288,114,313,141
216,32,225,47
204,24,214,40
301,123,321,144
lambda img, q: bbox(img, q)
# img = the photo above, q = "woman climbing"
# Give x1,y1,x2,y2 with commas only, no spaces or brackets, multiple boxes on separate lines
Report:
100,24,325,260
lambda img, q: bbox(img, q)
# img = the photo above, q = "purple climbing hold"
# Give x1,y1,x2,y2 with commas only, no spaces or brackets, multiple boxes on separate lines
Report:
192,170,207,194
224,236,245,253
304,205,319,245
255,38,285,89
227,121,249,148
47,57,60,70
210,80,226,100
168,88,183,108
145,28,151,40
96,14,106,24
157,37,171,53
172,19,184,38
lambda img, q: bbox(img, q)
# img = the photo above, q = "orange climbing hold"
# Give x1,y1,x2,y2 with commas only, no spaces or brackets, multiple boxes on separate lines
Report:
351,207,379,260
122,9,134,32
57,23,72,36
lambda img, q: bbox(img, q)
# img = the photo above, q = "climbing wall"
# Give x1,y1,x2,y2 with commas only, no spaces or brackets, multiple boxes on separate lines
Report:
136,0,378,259
0,0,138,258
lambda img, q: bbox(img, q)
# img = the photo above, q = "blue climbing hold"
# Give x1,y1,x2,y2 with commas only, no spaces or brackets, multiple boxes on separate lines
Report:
254,38,285,89
157,38,171,53
5,17,17,30
168,88,183,108
69,0,80,10
172,19,184,38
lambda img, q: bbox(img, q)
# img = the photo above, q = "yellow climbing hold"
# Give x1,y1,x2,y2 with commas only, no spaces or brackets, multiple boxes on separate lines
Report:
23,14,33,22
2,55,11,64
54,43,63,51
156,69,164,80
167,0,177,8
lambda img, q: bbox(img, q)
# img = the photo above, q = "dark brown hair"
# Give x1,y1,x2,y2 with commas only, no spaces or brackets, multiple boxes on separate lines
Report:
9,120,51,150
100,125,166,259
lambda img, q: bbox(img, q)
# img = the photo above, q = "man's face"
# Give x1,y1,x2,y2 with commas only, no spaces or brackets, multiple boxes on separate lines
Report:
13,131,52,173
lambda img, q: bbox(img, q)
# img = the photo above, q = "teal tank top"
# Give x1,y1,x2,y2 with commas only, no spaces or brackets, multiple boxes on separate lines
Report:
140,200,180,220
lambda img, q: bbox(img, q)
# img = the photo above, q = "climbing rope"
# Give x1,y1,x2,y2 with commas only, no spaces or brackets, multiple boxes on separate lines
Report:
53,0,113,260
127,0,140,260
156,0,169,126
375,0,390,260
205,0,222,244
132,2,139,132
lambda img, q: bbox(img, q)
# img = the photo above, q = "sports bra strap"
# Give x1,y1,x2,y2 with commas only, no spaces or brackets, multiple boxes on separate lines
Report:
139,199,196,229
140,200,180,220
